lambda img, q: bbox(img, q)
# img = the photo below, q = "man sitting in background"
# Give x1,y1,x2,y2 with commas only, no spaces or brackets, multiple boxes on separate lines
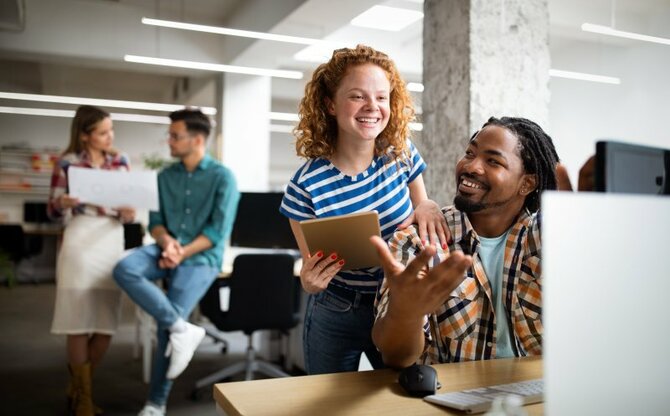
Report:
371,116,568,367
113,109,239,416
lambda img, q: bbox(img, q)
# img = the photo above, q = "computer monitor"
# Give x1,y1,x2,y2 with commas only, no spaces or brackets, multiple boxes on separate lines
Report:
230,192,298,249
595,140,669,195
23,201,51,223
543,192,670,415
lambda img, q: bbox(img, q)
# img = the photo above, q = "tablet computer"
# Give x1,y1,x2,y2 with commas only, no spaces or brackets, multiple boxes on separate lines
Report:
299,211,381,270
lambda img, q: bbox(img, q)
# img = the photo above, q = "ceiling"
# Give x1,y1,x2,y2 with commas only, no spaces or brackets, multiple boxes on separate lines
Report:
0,0,668,110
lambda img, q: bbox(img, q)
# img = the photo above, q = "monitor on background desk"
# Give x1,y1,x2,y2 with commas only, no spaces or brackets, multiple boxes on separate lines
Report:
542,192,670,415
230,192,298,250
595,140,669,195
23,201,51,224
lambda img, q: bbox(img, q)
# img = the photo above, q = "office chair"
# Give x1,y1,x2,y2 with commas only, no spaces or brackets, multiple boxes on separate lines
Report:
194,253,301,391
0,224,42,285
0,224,24,286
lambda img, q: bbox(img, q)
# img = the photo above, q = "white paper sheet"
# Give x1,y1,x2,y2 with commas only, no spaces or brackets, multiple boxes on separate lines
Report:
68,166,159,211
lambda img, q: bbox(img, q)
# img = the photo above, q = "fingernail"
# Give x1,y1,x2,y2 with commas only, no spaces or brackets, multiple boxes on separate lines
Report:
316,251,323,257
331,254,337,259
442,243,447,249
338,260,345,266
448,239,453,245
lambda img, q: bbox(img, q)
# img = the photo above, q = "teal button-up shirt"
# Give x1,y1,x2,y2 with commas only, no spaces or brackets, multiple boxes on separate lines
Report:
149,155,239,269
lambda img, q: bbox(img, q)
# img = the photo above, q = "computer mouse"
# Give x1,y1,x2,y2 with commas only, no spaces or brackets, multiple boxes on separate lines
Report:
398,364,439,397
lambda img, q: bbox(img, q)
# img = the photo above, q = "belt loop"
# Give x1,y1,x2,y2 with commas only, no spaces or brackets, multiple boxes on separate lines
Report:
353,291,361,308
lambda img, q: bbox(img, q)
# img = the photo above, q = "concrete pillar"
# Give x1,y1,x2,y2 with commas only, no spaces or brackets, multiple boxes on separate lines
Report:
217,73,271,191
421,0,550,205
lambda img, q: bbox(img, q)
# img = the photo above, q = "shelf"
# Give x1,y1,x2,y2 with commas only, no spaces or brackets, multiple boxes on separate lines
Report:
0,170,52,177
0,187,50,196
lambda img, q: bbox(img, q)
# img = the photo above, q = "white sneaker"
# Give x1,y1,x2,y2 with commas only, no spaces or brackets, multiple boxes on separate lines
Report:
138,403,165,416
165,321,206,380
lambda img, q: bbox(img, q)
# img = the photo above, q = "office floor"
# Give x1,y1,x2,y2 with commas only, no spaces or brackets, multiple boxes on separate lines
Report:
0,283,285,416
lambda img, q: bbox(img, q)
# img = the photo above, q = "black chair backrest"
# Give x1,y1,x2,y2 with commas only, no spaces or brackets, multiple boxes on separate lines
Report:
201,253,300,335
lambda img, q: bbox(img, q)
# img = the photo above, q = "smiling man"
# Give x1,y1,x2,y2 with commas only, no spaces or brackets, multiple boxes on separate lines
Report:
371,116,564,368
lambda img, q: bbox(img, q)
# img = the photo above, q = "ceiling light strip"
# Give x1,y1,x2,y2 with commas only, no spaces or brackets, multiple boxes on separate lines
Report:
269,124,294,134
0,106,74,118
409,122,423,132
124,55,303,79
142,17,322,45
110,113,170,124
581,23,670,46
269,112,300,122
350,5,424,32
0,106,171,124
549,69,620,85
406,82,424,92
0,92,216,115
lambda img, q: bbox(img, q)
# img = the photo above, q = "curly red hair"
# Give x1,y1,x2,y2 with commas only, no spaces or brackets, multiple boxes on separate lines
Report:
294,45,416,160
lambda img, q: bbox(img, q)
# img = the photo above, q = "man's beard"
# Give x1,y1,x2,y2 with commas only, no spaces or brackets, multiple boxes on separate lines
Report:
454,193,512,213
454,194,487,213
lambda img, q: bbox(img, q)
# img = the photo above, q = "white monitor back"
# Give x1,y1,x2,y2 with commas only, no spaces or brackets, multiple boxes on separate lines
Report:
543,192,670,416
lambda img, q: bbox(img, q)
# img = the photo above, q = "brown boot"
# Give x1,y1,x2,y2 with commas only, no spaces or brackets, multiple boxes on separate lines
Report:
66,365,78,413
68,365,103,415
69,362,95,416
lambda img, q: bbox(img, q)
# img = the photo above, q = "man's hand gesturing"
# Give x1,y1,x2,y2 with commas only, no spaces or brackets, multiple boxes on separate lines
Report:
370,236,471,320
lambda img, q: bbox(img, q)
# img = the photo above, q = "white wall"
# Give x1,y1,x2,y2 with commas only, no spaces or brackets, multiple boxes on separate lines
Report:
548,39,670,186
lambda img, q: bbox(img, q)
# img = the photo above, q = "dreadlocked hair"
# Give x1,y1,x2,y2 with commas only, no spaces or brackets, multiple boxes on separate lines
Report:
482,116,559,212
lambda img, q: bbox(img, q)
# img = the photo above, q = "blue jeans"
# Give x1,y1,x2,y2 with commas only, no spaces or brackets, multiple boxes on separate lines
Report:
113,244,218,406
303,288,385,374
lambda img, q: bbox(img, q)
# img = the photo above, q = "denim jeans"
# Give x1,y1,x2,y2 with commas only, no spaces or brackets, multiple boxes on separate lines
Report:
303,288,385,375
113,244,218,406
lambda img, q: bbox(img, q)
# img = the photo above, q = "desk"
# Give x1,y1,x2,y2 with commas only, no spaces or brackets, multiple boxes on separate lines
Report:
22,224,64,236
214,356,543,415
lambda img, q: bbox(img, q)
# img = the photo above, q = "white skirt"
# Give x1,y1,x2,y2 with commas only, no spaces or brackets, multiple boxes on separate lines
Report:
51,215,124,335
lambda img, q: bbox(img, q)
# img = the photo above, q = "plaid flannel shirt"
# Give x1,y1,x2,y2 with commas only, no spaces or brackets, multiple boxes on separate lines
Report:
48,151,130,221
375,205,543,363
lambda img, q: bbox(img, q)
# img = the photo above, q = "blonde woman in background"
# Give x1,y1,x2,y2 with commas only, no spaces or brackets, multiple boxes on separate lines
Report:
48,105,135,416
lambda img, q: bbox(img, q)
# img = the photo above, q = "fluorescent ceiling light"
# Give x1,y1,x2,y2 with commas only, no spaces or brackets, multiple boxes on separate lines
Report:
142,17,322,45
0,106,170,124
269,124,294,134
581,23,670,46
110,113,169,124
0,91,216,115
409,122,423,132
407,82,424,92
406,72,620,87
124,55,303,80
269,112,300,122
0,106,74,118
293,44,338,63
549,69,621,85
350,6,423,31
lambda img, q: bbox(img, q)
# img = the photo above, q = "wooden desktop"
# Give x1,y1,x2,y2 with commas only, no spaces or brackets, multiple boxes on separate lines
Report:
214,356,543,415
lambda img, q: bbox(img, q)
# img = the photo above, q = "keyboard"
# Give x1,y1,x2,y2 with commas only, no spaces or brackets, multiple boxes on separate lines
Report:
423,378,543,414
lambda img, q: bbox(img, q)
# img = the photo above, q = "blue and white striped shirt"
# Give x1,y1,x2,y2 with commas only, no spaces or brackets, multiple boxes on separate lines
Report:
280,140,426,292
